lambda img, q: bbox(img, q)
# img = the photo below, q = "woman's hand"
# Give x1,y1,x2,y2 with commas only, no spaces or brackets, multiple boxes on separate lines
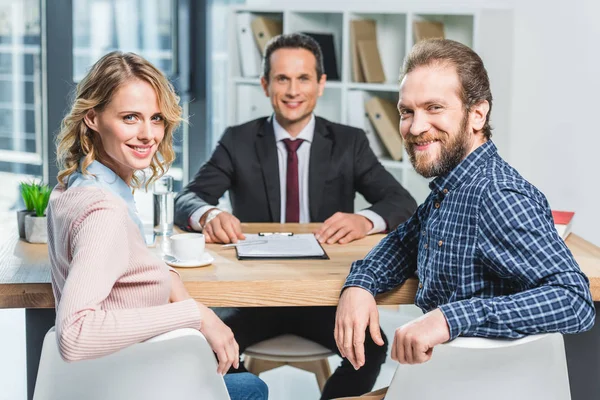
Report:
172,273,239,374
197,302,240,374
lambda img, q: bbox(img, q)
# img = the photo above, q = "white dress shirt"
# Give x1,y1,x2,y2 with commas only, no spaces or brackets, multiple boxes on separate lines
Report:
190,115,385,234
274,114,314,224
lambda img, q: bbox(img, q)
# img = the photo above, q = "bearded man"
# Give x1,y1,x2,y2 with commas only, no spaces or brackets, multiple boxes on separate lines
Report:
334,38,595,370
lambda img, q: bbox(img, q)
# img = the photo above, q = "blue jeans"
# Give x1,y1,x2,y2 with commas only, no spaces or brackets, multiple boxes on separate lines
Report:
224,372,268,400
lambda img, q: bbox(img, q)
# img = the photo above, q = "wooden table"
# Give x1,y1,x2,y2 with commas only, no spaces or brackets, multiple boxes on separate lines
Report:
1,223,600,400
2,223,600,308
0,223,419,309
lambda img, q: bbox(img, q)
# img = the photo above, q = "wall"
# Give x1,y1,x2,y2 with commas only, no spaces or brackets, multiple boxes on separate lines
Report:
509,0,600,245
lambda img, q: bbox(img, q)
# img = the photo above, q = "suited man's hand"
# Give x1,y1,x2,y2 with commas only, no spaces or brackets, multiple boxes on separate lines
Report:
203,211,245,244
314,212,373,244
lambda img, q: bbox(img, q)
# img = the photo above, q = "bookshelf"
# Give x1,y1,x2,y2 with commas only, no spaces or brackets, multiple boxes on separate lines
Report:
227,5,513,206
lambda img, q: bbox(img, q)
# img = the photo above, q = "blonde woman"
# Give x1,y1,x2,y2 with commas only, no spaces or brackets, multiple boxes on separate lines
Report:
47,51,267,400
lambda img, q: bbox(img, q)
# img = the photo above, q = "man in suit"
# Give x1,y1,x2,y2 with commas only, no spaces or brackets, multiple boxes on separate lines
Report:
175,33,417,399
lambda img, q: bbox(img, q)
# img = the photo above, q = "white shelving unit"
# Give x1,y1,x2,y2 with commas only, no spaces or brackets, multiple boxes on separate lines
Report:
227,5,513,206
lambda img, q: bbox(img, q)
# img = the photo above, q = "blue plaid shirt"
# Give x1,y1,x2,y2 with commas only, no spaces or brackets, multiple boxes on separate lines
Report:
344,141,595,340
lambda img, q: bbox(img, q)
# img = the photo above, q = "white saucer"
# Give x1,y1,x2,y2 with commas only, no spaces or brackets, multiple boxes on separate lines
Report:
163,253,214,268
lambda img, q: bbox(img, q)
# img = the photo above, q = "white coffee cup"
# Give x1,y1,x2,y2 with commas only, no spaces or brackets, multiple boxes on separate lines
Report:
170,233,205,262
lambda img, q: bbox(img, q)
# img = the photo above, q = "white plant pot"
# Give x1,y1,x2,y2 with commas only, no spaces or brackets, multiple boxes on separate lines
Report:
25,214,47,244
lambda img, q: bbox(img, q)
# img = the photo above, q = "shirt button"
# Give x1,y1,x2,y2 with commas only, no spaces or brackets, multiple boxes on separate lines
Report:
424,243,428,249
419,283,423,289
443,188,449,194
438,240,443,247
434,202,440,209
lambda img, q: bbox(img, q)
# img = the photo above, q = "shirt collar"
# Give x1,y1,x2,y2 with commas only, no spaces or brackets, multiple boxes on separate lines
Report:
67,159,145,240
272,114,316,143
429,140,497,194
76,160,136,206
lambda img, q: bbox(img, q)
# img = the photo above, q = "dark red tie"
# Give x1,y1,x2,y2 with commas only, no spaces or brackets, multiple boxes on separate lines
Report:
282,138,305,223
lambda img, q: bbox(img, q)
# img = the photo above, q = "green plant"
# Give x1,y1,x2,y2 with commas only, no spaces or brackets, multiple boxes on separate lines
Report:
20,181,51,217
32,184,51,217
19,181,39,211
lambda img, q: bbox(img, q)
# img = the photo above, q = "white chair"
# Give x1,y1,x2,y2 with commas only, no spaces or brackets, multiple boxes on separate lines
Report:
385,333,570,400
244,334,334,392
33,327,230,400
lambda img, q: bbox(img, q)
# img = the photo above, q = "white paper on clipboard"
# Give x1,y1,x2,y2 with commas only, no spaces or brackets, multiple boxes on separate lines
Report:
236,234,326,258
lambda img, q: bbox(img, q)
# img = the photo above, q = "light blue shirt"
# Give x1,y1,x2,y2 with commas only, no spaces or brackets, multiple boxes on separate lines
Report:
66,160,145,240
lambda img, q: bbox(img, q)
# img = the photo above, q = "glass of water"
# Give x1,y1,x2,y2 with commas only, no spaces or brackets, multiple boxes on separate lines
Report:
153,175,174,235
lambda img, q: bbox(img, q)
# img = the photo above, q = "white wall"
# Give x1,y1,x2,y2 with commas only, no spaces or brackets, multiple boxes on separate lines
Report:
509,0,600,245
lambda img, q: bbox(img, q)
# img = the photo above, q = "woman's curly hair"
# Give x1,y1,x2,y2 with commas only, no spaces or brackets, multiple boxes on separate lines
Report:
56,51,183,189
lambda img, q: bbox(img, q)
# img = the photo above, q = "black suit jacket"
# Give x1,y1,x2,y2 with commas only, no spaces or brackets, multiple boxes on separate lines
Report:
175,116,417,229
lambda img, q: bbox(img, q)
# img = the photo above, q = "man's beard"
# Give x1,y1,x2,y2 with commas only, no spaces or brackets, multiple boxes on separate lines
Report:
404,113,471,179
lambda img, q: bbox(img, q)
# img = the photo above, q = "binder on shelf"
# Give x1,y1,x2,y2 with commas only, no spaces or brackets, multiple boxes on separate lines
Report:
236,12,262,78
236,85,271,124
236,85,253,124
301,32,339,81
251,16,282,55
413,20,445,42
357,39,386,83
347,90,387,158
365,97,403,161
350,19,378,83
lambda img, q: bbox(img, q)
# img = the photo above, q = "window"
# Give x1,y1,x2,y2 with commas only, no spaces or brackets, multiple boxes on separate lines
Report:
0,0,210,232
72,0,184,189
0,0,43,231
72,0,175,81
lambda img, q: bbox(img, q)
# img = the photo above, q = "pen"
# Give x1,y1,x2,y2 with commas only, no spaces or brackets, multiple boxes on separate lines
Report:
221,240,268,248
258,232,294,236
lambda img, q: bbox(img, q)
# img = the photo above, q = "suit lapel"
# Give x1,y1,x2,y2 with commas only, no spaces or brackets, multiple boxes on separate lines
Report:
255,119,280,222
309,118,333,221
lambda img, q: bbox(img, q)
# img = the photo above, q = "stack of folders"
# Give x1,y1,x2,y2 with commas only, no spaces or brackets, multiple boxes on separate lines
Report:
347,91,387,158
252,16,283,55
236,234,329,260
236,13,283,77
350,19,386,83
365,97,403,161
413,20,445,43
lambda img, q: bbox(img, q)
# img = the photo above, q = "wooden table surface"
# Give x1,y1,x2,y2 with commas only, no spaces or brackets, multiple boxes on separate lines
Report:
1,223,599,308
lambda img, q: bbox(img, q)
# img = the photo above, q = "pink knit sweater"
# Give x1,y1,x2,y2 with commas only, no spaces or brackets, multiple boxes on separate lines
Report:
47,185,202,362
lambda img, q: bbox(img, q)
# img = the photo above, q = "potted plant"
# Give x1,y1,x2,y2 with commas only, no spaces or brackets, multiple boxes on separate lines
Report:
24,183,51,244
17,181,38,239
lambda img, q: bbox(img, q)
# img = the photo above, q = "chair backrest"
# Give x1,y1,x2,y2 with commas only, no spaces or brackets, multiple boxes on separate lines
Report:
33,327,230,400
386,333,570,400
